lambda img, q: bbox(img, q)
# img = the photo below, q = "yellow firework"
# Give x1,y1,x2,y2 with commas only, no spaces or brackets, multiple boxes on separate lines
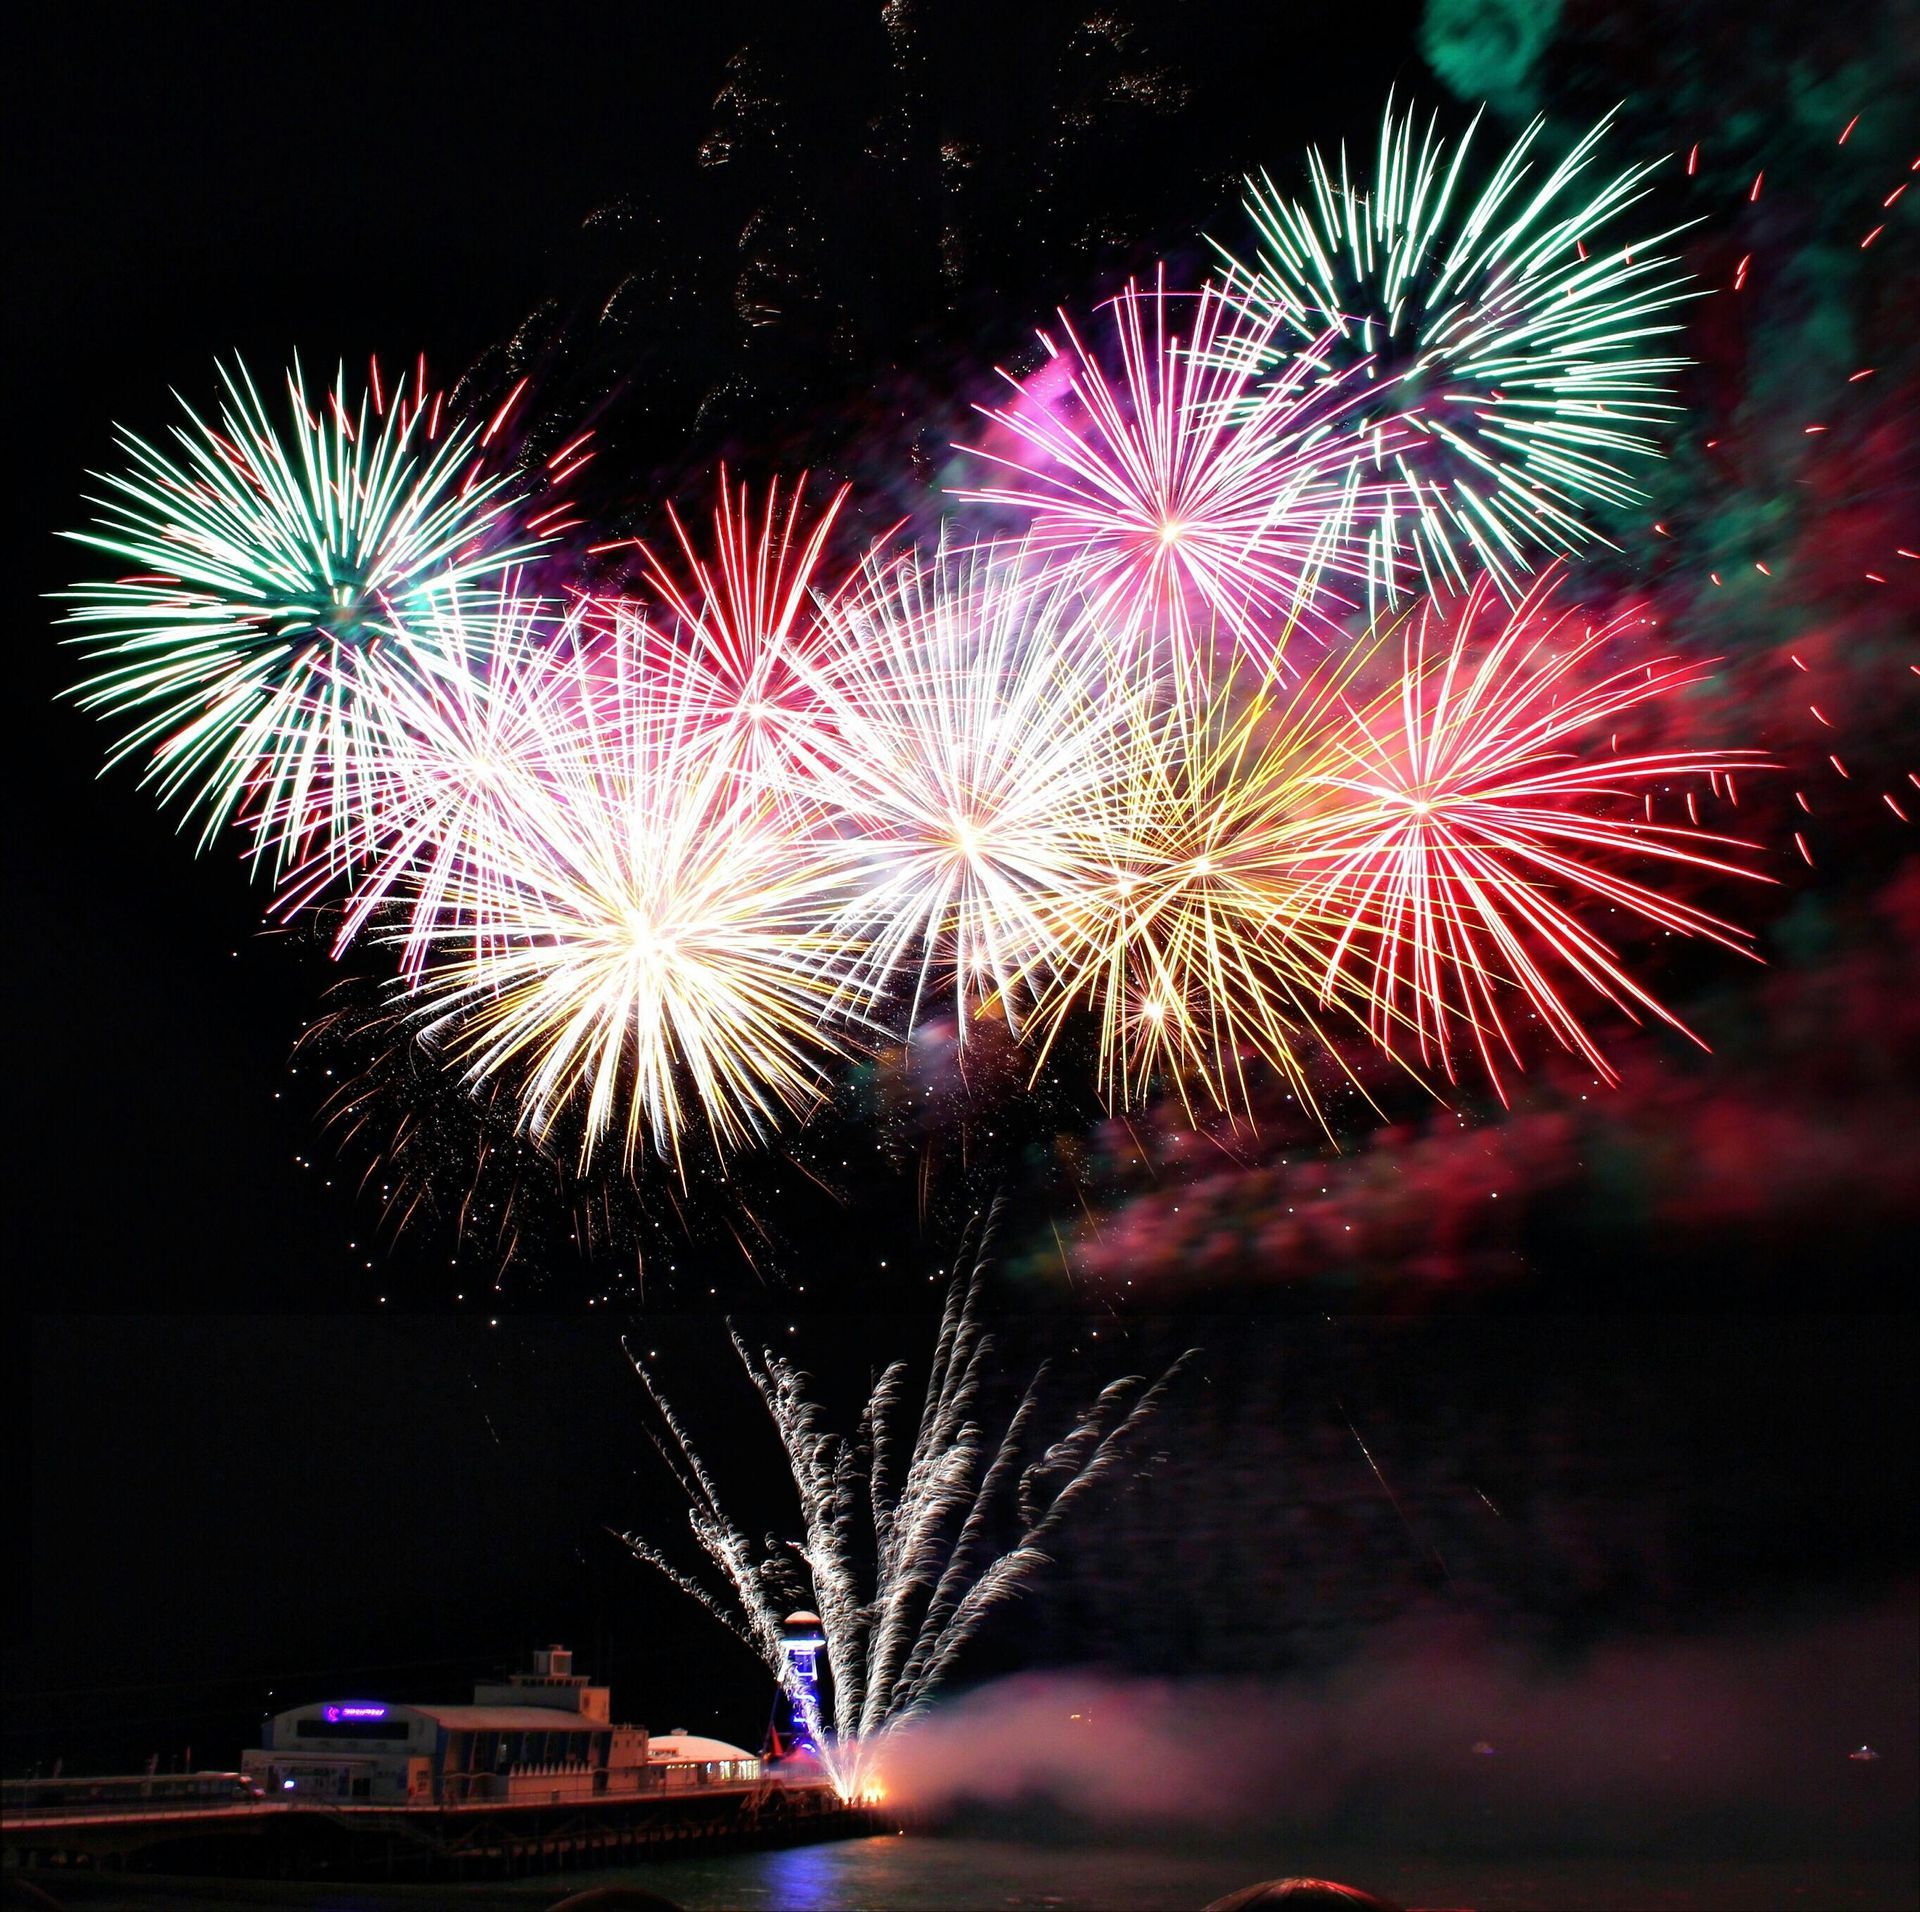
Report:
398,626,859,1174
1025,640,1391,1126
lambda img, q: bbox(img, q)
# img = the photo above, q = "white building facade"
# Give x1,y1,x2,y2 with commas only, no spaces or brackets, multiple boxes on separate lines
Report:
243,1646,654,1805
242,1646,764,1807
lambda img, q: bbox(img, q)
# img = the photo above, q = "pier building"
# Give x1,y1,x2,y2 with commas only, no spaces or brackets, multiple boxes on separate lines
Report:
241,1645,757,1806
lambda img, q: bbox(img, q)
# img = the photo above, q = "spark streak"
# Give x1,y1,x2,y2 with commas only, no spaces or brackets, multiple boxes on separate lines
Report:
954,273,1391,678
1294,572,1770,1095
620,1245,1190,1800
1217,102,1696,600
393,623,861,1174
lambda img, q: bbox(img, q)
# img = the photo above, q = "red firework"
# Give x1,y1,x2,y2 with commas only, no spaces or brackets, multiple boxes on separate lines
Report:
1296,571,1773,1096
623,467,856,790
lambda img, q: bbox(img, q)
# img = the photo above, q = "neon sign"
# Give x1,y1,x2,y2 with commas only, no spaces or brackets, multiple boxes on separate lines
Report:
323,1703,390,1722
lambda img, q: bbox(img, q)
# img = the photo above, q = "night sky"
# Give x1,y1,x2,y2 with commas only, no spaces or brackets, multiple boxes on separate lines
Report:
7,0,1916,1844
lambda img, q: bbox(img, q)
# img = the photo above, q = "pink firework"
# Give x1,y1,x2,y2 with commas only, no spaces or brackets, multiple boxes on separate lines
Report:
952,271,1397,678
1296,572,1771,1095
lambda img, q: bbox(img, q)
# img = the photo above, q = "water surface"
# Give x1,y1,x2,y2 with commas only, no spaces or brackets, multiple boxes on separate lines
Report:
32,1833,1918,1910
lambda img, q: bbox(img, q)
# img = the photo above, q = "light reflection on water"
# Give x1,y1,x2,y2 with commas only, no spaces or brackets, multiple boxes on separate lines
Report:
588,1835,1920,1912
605,1834,1273,1910
26,1837,1920,1910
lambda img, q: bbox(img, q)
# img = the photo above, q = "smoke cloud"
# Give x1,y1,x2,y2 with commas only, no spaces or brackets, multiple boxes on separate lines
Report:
882,1599,1917,1855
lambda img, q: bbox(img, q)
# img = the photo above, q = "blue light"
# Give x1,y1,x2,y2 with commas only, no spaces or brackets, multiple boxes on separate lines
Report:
779,1639,824,1753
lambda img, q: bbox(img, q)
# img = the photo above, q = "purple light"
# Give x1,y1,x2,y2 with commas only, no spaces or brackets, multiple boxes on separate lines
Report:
322,1703,389,1722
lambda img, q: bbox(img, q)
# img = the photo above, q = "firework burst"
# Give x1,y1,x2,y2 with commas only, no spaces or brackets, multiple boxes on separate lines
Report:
270,590,596,976
1295,571,1770,1095
396,624,861,1174
60,357,557,862
952,273,1390,679
1216,101,1696,599
811,540,1128,1039
627,468,856,790
1023,643,1391,1126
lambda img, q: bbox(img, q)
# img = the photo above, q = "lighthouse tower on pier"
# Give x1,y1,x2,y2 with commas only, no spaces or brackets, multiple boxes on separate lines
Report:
766,1610,826,1762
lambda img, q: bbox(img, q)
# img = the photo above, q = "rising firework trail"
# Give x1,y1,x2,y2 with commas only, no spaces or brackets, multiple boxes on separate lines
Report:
1216,102,1696,601
60,357,560,866
619,1246,1191,1801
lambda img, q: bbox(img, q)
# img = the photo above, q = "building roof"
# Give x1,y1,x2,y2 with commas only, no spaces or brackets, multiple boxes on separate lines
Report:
647,1735,757,1764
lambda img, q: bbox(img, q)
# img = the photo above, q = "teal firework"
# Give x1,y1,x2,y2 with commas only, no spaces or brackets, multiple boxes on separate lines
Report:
1216,102,1697,600
60,358,551,865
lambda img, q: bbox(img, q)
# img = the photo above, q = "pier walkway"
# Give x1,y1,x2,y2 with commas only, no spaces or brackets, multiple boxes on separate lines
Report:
4,1779,879,1885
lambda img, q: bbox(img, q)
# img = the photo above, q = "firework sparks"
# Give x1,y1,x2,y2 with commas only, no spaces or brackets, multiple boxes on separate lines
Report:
394,622,862,1174
1295,571,1770,1096
809,539,1129,1039
54,120,1774,1189
952,273,1390,679
620,1244,1190,1801
60,358,555,863
270,590,597,975
1217,101,1697,599
1022,641,1391,1126
627,467,856,790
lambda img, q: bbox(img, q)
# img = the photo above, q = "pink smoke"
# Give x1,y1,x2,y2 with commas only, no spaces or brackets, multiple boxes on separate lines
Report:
880,1600,1917,1851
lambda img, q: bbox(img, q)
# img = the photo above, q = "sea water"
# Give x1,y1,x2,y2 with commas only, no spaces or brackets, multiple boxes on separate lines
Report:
25,1835,1918,1910
593,1835,1918,1911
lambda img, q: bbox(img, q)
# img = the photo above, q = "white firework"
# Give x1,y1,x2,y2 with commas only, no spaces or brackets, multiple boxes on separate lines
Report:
620,1248,1189,1801
809,538,1131,1040
267,589,598,974
389,621,862,1174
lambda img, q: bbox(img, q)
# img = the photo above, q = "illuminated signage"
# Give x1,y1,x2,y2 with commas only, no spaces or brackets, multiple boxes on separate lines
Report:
323,1704,390,1722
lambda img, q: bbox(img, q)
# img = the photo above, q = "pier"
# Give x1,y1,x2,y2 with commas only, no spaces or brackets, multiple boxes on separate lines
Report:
3,1778,884,1886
